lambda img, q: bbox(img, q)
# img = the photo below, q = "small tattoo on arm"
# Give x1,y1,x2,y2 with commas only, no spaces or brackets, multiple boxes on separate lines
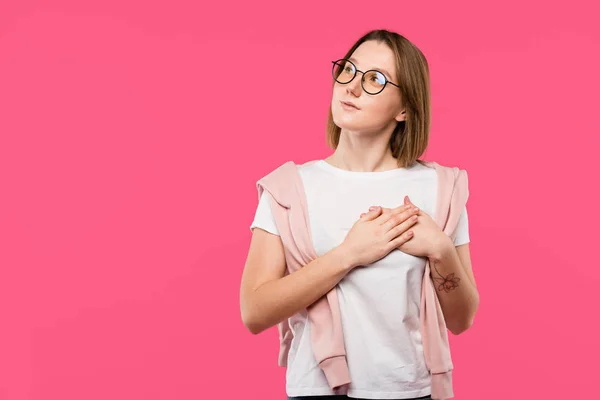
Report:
432,261,460,292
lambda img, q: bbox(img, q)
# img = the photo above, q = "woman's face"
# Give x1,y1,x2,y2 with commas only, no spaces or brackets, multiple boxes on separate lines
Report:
331,40,405,135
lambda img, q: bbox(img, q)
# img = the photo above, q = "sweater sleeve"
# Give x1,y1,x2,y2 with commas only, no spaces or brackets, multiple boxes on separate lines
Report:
250,190,280,236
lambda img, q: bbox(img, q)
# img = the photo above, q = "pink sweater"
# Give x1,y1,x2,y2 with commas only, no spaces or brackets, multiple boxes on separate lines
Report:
256,159,469,400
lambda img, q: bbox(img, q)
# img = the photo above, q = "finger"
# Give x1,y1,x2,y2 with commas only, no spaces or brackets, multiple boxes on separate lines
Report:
375,207,392,218
385,214,419,240
361,206,382,221
404,196,423,214
387,230,414,251
375,204,406,221
391,203,412,213
383,207,419,233
377,204,414,225
359,210,378,218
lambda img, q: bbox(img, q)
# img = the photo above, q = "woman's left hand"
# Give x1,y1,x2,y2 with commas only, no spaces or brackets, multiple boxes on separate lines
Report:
360,196,450,259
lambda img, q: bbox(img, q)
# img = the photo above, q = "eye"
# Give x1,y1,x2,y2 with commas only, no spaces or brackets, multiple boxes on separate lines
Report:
374,72,386,84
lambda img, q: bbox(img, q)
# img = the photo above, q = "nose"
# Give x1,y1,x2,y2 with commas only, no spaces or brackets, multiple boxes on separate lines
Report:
346,73,362,97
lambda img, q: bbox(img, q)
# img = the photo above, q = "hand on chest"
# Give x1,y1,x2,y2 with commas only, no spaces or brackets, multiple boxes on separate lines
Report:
305,177,437,257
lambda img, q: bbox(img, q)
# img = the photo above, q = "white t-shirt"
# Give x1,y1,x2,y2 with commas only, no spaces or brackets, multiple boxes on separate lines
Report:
250,160,469,399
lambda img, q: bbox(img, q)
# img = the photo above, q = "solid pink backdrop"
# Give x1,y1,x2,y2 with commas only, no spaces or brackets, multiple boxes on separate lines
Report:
1,1,598,399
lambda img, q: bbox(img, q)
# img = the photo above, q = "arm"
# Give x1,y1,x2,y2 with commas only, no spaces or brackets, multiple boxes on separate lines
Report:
240,228,353,335
429,239,479,335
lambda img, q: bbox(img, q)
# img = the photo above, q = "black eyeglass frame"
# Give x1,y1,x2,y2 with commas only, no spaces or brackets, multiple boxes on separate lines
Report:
331,58,401,95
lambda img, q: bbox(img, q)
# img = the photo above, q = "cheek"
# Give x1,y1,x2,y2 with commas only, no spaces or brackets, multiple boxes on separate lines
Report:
361,101,393,122
331,85,344,102
369,98,399,120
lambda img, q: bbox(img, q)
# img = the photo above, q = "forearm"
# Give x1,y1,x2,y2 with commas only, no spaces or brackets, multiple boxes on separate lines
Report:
429,237,479,335
245,245,353,335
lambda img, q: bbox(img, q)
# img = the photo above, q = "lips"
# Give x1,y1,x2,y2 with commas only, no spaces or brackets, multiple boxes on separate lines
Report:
341,101,360,110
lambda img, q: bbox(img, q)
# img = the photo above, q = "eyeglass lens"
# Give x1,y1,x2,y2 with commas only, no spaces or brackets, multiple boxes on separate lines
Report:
333,59,388,94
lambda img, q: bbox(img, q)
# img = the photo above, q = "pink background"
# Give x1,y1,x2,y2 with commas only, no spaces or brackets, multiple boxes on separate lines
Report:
1,1,599,399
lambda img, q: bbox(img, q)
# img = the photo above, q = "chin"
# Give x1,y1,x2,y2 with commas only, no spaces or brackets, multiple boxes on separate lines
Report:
332,113,368,132
332,107,360,129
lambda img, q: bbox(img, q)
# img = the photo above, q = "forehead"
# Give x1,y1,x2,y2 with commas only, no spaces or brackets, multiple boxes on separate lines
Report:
349,41,397,79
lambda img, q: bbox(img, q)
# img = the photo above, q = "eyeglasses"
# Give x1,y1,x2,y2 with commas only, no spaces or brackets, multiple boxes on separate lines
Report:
331,59,400,95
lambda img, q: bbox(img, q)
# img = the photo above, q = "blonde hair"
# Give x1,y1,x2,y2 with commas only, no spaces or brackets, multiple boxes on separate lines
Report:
326,29,431,168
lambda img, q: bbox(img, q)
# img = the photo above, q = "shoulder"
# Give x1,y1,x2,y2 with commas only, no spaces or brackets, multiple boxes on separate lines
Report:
296,159,320,171
255,160,314,206
261,159,322,181
417,159,468,176
257,160,297,183
418,160,469,195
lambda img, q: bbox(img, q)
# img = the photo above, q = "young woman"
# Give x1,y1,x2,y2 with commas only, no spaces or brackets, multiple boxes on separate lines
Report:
240,29,479,400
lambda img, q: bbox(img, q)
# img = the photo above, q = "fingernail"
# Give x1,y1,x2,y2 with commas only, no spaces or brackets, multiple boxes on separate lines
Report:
369,206,378,211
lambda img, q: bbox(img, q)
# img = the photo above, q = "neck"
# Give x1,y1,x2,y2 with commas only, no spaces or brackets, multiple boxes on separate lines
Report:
326,125,399,172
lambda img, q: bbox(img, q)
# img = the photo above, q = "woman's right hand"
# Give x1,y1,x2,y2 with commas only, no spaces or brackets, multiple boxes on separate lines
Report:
339,204,420,269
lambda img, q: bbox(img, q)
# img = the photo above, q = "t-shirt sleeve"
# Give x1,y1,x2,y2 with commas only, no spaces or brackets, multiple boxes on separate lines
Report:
453,205,470,246
249,190,280,236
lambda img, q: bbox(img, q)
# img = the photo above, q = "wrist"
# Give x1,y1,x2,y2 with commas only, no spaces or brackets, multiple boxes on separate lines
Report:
332,244,356,273
429,233,454,262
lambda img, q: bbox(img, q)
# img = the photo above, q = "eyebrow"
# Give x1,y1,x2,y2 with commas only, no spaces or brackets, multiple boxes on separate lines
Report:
348,57,395,81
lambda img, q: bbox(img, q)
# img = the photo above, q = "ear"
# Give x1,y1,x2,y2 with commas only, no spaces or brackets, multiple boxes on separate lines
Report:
395,109,406,122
